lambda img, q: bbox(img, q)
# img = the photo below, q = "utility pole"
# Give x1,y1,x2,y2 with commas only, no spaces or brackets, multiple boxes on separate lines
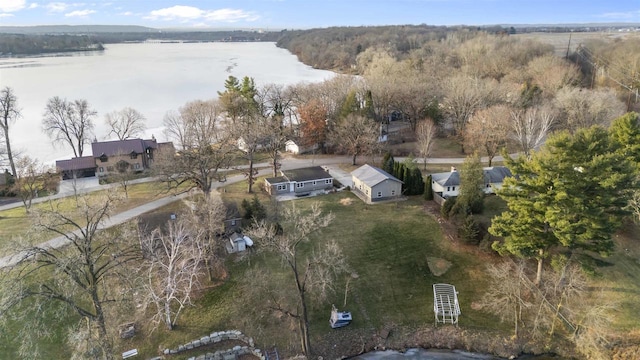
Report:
565,32,572,60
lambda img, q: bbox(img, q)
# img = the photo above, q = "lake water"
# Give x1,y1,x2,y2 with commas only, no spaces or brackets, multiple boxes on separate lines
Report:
0,42,335,166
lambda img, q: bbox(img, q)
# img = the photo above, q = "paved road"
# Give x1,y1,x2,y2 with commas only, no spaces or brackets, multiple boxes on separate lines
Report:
0,153,511,267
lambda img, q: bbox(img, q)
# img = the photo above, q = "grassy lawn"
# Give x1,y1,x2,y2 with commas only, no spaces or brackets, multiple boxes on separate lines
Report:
0,181,179,255
3,175,640,359
107,189,510,359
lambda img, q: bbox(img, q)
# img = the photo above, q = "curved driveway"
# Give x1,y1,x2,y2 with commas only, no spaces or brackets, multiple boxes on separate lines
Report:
0,154,510,267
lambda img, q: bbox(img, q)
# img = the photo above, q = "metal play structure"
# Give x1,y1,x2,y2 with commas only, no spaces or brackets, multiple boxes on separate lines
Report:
433,283,461,325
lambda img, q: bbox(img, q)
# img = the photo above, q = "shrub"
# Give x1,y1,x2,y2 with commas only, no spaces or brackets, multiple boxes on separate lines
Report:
457,214,480,245
441,197,457,219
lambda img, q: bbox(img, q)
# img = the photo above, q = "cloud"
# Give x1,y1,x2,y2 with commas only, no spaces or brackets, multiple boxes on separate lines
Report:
599,10,640,19
46,2,69,12
65,9,95,17
29,3,38,9
146,5,259,23
0,0,26,12
120,11,132,16
0,13,15,17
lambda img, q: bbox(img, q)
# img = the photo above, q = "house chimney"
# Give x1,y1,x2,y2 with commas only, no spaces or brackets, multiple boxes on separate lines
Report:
451,166,457,172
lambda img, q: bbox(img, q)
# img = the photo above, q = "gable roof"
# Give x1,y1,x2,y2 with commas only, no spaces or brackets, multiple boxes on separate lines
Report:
431,171,460,187
484,166,512,183
431,166,512,187
351,164,402,187
91,138,158,157
56,156,97,172
282,166,332,182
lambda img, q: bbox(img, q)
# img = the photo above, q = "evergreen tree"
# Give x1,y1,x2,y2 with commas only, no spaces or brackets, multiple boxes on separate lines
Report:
490,126,636,284
339,90,359,119
454,153,485,215
412,168,425,195
250,194,266,221
458,214,480,244
402,165,412,195
382,152,395,174
363,90,375,119
424,175,433,200
610,112,640,170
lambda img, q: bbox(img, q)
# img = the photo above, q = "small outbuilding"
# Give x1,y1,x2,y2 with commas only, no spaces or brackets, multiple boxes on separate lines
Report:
350,164,402,203
228,232,253,253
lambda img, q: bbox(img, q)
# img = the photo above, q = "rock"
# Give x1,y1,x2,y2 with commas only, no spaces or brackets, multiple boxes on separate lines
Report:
202,336,211,345
186,343,193,350
233,345,242,351
178,345,185,352
164,349,170,355
193,340,202,347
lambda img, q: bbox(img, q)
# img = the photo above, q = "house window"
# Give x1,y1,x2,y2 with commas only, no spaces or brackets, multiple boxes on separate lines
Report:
452,186,456,191
130,152,138,159
391,190,395,196
447,186,450,191
486,184,491,188
99,167,104,173
325,179,332,184
231,219,236,226
365,189,369,195
277,184,286,191
297,182,304,188
134,163,141,170
313,181,317,185
377,191,382,197
99,154,108,163
107,166,114,172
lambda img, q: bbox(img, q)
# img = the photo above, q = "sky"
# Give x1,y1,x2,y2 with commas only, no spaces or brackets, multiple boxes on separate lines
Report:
0,0,639,29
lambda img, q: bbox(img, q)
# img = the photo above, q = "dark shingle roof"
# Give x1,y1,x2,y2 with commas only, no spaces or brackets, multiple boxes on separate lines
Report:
431,166,512,187
282,166,332,182
56,156,96,171
431,171,460,187
265,176,288,184
91,138,157,157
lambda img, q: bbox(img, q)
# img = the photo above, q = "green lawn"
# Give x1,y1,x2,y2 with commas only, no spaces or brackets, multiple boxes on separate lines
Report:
3,178,640,359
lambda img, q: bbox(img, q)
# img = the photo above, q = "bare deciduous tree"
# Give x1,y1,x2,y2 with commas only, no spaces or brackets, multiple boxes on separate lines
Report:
0,86,20,177
330,114,380,165
42,97,96,157
416,118,437,170
555,87,626,133
442,75,500,151
158,99,235,195
183,194,227,282
464,105,510,166
479,260,532,339
510,104,557,156
11,156,47,212
104,107,146,140
1,192,136,360
245,204,348,356
139,219,204,331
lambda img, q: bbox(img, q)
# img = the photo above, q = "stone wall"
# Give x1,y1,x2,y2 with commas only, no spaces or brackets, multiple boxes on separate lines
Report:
161,330,265,360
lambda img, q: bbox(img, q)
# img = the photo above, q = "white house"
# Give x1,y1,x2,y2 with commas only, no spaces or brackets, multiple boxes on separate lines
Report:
351,164,403,203
285,139,318,155
430,166,512,199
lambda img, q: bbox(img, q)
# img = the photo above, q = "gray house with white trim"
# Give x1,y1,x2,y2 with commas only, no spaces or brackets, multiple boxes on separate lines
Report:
264,166,334,196
351,164,403,203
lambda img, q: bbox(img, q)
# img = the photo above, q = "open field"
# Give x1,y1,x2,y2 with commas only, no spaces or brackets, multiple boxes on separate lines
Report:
513,31,640,57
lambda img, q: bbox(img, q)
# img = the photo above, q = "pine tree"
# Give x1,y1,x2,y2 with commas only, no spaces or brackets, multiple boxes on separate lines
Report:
424,175,433,200
490,126,636,284
412,168,425,195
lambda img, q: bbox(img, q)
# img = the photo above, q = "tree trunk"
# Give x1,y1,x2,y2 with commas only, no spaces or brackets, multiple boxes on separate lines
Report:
352,153,357,166
535,249,544,286
299,292,311,356
247,151,254,193
272,153,278,177
165,301,173,330
4,130,16,177
92,290,114,360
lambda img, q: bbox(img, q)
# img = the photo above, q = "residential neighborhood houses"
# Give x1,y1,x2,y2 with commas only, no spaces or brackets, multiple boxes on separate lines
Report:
55,137,174,180
351,164,403,203
430,166,512,199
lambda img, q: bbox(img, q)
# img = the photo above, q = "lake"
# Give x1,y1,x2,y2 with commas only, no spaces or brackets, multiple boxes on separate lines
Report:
0,42,335,166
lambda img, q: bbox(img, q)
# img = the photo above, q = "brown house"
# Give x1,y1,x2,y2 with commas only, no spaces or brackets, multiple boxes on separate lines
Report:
93,138,160,177
55,138,174,179
55,156,97,180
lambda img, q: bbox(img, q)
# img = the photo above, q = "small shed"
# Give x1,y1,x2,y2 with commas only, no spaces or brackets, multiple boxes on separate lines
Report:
433,283,461,325
228,232,253,253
